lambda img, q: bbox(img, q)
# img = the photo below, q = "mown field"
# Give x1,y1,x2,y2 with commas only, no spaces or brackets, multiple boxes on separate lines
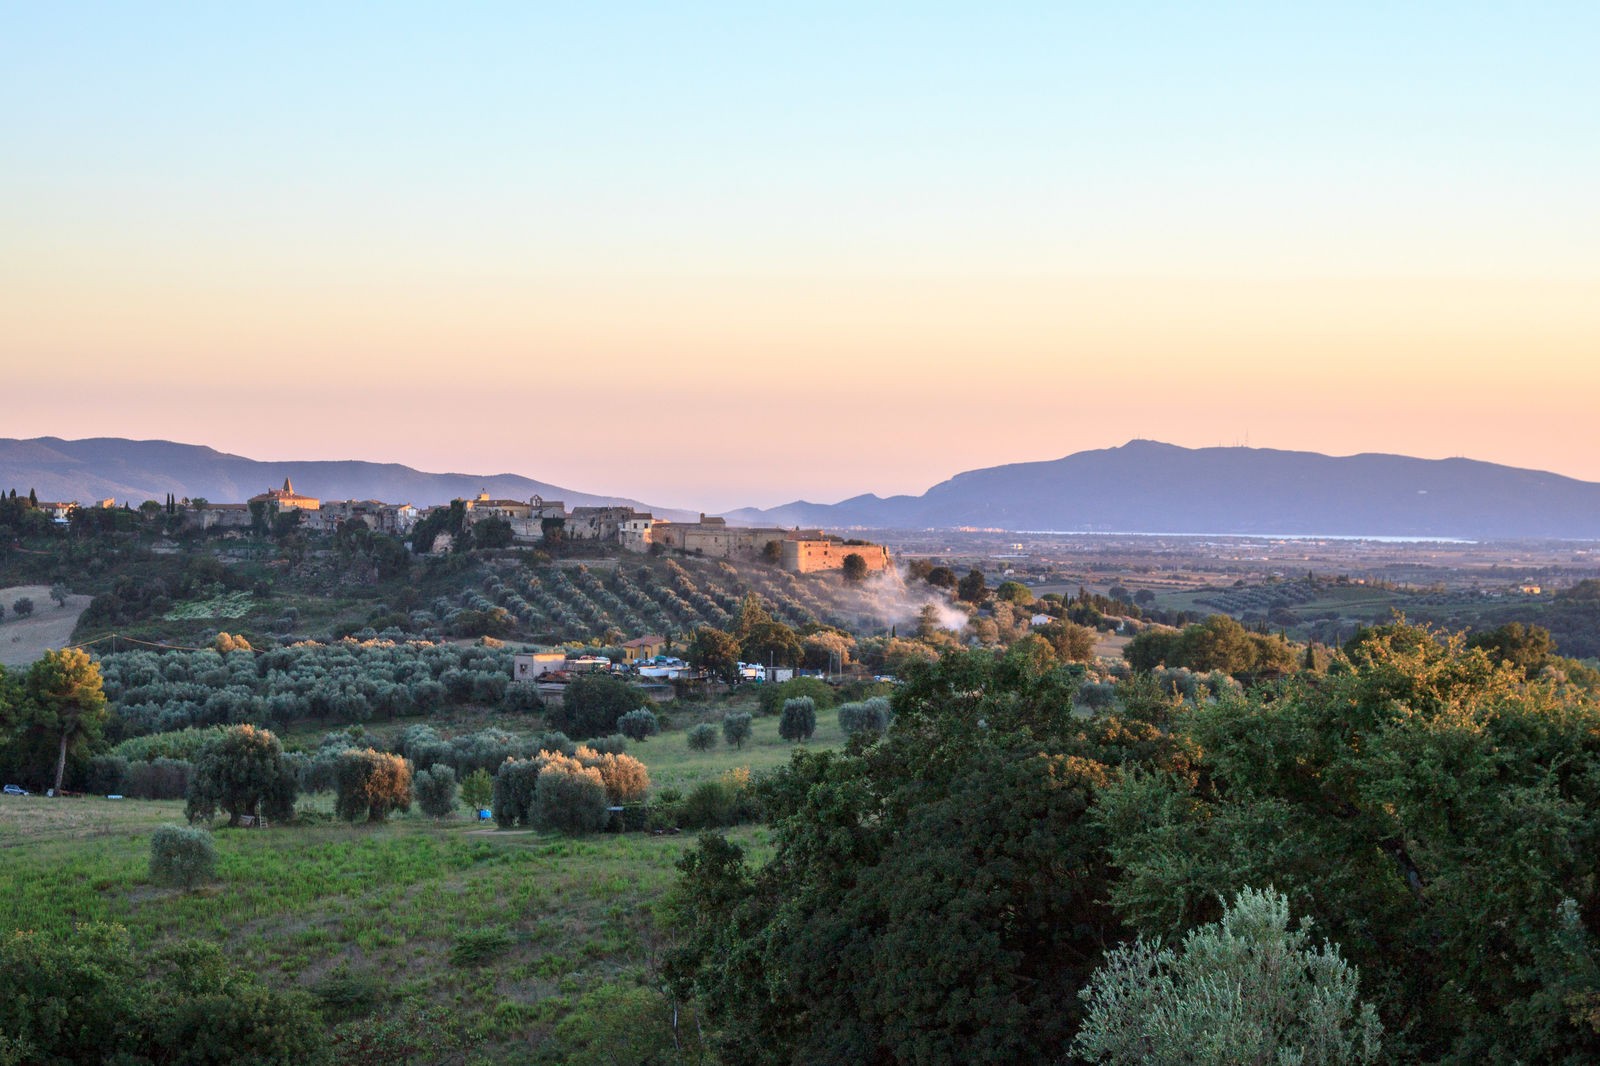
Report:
0,707,839,1064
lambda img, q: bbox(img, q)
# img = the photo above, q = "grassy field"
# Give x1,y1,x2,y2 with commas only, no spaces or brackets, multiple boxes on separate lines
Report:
0,706,842,1063
0,583,93,667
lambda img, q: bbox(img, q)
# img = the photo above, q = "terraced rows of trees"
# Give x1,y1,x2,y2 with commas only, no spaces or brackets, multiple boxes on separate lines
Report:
94,641,529,740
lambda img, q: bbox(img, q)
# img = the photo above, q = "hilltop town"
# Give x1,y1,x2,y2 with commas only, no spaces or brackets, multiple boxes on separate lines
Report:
33,479,891,576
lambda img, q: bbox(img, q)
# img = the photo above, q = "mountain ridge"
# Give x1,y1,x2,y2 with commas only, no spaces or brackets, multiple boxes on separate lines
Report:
0,437,698,521
722,440,1600,539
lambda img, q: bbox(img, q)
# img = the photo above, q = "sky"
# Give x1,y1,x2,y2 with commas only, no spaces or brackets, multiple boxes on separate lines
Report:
3,3,1598,512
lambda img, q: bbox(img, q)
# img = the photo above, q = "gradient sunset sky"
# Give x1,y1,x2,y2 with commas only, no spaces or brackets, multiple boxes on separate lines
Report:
3,4,1597,511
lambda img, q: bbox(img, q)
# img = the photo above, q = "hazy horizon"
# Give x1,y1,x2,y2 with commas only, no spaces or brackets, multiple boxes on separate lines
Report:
5,5,1597,511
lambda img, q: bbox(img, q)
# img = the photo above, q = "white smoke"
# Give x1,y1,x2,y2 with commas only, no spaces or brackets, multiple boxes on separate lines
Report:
844,563,968,634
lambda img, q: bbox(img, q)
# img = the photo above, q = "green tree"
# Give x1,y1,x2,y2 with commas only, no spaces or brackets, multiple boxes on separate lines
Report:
13,596,35,619
1042,620,1098,662
1465,621,1557,680
994,579,1033,605
186,724,298,826
665,649,1148,1065
1074,887,1381,1065
25,648,108,795
687,626,742,684
687,722,719,751
722,711,753,750
0,923,324,1065
550,675,649,739
926,565,958,589
413,763,458,820
956,568,987,603
616,707,660,742
731,592,772,640
740,620,803,669
841,553,869,583
460,767,493,813
48,584,68,608
471,516,515,549
778,696,816,742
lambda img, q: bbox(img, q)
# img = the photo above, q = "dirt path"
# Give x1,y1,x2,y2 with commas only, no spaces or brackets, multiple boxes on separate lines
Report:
0,585,93,667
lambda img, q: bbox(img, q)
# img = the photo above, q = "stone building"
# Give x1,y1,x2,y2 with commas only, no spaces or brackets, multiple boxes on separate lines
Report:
248,478,320,512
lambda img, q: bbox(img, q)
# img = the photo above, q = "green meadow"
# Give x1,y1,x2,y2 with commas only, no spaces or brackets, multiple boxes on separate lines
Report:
0,706,837,1063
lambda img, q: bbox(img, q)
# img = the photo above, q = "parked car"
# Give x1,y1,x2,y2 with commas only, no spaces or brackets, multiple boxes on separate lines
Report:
3,784,29,796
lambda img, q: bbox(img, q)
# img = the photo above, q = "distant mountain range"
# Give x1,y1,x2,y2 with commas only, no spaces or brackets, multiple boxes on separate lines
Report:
724,440,1600,540
5,437,1597,540
0,437,698,521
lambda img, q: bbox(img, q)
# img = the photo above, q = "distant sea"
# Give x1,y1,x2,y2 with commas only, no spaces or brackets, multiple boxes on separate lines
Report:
1016,530,1478,544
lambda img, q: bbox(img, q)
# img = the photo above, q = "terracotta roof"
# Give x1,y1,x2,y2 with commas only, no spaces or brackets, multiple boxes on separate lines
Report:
622,634,666,648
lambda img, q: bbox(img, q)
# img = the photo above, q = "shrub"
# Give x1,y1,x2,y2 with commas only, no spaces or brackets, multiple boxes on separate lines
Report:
492,757,540,827
149,823,218,889
311,966,389,1021
838,696,892,737
779,697,816,742
535,754,610,834
186,724,298,826
0,924,323,1065
334,749,412,823
413,763,458,819
722,711,753,749
586,733,628,755
686,722,718,751
616,708,660,742
451,927,514,967
553,982,700,1066
575,747,650,804
678,770,760,829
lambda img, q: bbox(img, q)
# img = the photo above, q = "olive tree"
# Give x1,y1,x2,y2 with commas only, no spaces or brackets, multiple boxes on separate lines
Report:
149,823,217,889
778,696,816,742
535,753,610,834
413,763,458,820
1074,887,1382,1065
186,724,298,826
334,748,412,823
722,711,753,750
617,707,660,742
686,722,718,751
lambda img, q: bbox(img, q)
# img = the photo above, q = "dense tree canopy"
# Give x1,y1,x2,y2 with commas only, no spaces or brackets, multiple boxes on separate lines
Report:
687,626,742,684
668,625,1600,1064
1123,614,1298,679
1097,624,1600,1063
666,650,1196,1066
